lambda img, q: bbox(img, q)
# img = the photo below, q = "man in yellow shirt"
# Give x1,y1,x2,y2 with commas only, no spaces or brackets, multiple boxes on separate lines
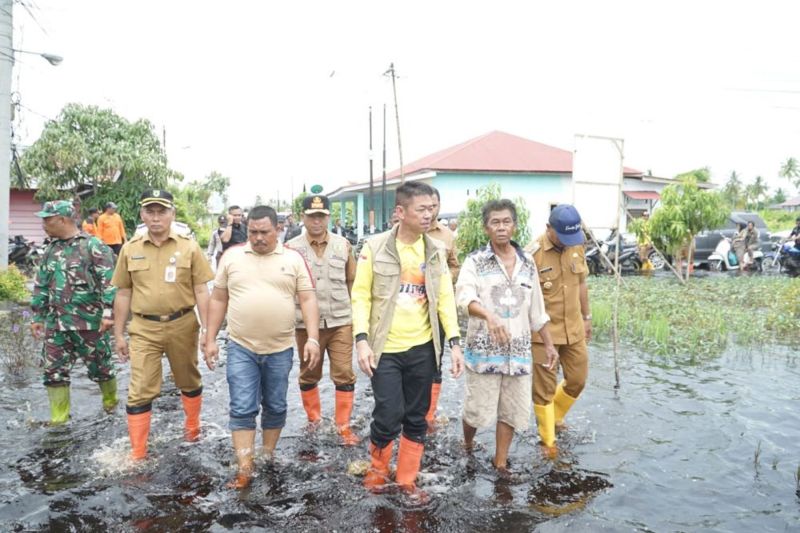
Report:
97,202,127,255
352,182,464,498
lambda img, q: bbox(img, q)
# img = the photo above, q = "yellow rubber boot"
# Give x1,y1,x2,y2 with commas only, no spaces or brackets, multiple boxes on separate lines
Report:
98,378,118,413
534,403,557,457
46,385,70,425
553,381,578,428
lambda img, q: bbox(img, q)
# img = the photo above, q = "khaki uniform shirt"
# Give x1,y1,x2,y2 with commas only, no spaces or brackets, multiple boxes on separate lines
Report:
527,233,588,345
428,220,460,282
111,231,214,315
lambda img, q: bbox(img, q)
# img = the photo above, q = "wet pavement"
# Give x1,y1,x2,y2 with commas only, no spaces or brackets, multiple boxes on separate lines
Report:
1,339,799,531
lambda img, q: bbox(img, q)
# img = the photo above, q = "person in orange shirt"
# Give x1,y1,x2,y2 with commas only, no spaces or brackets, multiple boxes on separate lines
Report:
82,207,100,236
97,202,127,255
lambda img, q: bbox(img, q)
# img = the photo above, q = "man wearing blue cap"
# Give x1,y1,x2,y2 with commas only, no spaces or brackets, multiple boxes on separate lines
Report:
526,204,592,457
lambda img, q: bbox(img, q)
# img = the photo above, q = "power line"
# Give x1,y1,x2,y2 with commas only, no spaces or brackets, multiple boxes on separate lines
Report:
15,0,48,36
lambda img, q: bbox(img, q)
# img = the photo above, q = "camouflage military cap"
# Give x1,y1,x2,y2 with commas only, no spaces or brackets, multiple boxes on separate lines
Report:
36,200,74,218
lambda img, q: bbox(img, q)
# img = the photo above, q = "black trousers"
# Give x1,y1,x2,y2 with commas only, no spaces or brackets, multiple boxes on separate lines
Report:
370,341,436,448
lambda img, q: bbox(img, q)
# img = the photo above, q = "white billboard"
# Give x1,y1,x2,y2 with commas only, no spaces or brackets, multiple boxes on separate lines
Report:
572,134,624,235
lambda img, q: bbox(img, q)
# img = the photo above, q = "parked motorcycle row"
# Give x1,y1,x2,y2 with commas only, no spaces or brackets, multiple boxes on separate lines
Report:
584,231,800,278
7,236,45,276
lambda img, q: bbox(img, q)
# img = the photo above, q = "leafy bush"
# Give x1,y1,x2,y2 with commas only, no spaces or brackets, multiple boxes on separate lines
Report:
455,182,531,261
0,266,30,303
758,209,799,233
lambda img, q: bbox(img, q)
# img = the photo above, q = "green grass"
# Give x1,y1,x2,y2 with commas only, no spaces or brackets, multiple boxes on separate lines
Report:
590,276,800,358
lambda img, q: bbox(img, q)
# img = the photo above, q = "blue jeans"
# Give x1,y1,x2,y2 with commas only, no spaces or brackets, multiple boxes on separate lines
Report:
226,340,293,431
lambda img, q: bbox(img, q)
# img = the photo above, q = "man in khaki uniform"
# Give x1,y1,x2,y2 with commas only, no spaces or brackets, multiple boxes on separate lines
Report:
112,189,214,460
424,187,460,431
285,194,359,445
526,204,592,457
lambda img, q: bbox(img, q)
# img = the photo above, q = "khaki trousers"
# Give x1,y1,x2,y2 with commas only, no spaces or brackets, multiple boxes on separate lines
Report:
532,340,588,405
295,325,355,387
127,312,201,407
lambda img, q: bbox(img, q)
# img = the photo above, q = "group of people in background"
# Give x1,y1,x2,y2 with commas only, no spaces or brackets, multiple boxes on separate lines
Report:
28,183,593,499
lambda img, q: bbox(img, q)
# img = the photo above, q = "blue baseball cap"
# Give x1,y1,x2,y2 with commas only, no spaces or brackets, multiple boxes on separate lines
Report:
548,204,585,246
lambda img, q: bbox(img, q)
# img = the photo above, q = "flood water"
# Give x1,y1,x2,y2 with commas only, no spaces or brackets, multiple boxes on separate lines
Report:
1,338,799,532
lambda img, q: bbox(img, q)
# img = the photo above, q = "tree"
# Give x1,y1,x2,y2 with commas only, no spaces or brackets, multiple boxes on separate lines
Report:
455,182,531,262
21,103,175,198
744,176,769,210
772,188,787,205
648,177,729,281
675,167,711,183
292,191,309,218
203,171,231,208
779,157,800,190
722,171,743,209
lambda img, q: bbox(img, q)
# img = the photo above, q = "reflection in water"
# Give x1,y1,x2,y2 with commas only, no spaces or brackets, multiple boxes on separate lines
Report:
2,344,800,530
528,466,612,516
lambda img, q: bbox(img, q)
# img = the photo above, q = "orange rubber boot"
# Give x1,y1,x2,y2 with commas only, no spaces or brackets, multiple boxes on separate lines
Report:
301,386,322,423
127,411,152,460
335,389,359,446
181,393,202,442
395,435,425,493
425,382,442,432
363,441,394,492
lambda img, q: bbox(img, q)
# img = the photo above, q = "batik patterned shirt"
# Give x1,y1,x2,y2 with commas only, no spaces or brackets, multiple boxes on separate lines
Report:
456,242,549,375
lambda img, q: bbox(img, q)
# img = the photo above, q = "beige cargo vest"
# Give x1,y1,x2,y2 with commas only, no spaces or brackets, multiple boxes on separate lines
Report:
286,232,352,329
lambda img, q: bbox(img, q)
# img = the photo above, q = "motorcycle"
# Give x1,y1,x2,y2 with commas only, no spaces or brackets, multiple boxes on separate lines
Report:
708,236,763,272
8,235,43,275
765,240,800,277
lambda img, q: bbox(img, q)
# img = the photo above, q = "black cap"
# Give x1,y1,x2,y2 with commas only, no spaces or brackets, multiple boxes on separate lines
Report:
139,189,174,207
302,194,331,215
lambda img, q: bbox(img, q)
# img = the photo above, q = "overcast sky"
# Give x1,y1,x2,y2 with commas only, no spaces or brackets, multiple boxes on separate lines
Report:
10,0,800,205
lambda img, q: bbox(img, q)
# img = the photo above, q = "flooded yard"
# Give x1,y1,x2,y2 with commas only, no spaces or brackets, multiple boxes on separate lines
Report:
1,338,799,531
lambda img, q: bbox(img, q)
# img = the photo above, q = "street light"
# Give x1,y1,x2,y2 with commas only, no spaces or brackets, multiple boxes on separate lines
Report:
11,48,64,66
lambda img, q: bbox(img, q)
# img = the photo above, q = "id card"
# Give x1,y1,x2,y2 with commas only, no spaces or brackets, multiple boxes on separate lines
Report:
164,265,177,283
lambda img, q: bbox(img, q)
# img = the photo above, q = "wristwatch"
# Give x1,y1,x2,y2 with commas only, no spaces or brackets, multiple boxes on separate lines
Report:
583,314,592,321
448,337,460,348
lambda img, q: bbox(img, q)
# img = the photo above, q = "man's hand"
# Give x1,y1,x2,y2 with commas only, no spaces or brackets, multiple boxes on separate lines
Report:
303,340,321,370
226,214,233,225
584,319,593,343
30,322,44,339
204,340,219,370
115,335,129,363
356,340,376,377
543,343,560,371
99,318,114,334
486,314,510,346
450,344,464,378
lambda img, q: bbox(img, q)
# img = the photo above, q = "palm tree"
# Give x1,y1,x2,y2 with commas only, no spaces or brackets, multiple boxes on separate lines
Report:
772,187,787,205
723,171,742,208
751,176,768,209
779,157,800,189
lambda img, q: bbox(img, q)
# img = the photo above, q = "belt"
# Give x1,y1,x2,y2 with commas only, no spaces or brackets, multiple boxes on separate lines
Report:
136,307,194,322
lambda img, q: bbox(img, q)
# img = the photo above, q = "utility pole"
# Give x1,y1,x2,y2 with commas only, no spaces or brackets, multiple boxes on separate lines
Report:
0,0,13,269
368,106,374,233
384,63,404,183
381,103,387,229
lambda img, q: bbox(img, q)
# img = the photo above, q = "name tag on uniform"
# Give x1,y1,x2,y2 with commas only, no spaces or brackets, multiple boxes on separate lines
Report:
539,266,553,273
165,265,177,283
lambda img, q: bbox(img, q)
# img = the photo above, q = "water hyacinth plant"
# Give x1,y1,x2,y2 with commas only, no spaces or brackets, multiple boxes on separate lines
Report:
589,276,800,358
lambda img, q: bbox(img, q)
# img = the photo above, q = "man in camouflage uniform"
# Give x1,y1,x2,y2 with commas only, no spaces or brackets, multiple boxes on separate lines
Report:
30,201,118,425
